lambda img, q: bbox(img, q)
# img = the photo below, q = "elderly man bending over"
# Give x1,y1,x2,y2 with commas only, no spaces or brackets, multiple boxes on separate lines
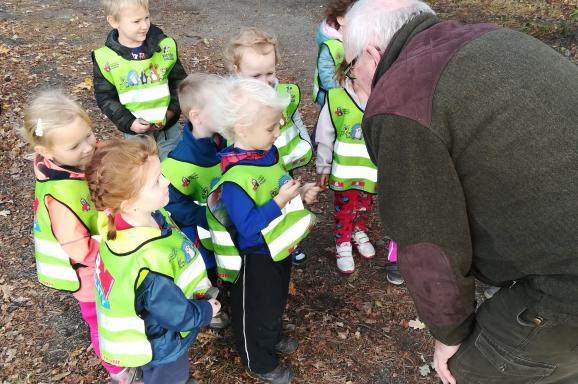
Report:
343,0,578,383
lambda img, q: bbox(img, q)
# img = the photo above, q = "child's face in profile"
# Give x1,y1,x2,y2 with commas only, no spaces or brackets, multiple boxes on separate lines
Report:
37,117,96,169
235,100,281,151
235,47,277,87
129,156,170,213
108,4,151,48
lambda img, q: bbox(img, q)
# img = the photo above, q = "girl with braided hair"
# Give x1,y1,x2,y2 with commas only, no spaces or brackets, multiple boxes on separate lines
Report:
85,136,221,384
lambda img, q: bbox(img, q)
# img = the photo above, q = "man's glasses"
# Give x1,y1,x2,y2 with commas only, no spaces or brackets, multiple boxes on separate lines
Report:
343,57,357,80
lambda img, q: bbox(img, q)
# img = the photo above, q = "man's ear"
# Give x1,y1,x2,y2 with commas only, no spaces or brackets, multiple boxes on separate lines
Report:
34,145,52,160
366,45,382,67
106,15,119,29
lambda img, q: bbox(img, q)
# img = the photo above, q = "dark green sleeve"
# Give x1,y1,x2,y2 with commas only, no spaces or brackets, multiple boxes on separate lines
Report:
363,114,475,345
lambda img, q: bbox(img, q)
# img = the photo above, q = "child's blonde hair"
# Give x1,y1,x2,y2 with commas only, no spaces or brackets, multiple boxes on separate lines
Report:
216,77,289,141
223,28,280,72
102,0,149,18
178,73,224,118
20,89,90,148
85,136,158,240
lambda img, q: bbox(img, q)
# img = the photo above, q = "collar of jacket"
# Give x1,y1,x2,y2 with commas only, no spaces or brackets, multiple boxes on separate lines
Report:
105,24,167,61
372,13,439,88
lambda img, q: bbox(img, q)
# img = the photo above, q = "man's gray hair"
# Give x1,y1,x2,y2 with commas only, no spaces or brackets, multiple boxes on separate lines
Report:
344,0,435,62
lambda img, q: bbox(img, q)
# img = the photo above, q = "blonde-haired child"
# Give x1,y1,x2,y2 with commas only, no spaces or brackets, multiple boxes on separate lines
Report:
85,136,220,384
207,77,320,384
224,27,312,265
21,90,140,384
93,0,187,160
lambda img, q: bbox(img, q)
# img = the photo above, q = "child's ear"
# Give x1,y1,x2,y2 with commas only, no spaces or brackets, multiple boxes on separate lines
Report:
34,145,52,160
232,64,240,74
188,109,201,125
106,15,120,29
336,16,345,28
119,199,133,214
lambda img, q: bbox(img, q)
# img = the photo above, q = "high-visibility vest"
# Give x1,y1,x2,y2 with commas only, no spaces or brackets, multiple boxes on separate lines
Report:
93,38,178,126
161,156,221,252
276,83,313,171
327,87,377,194
312,39,344,104
34,178,98,291
206,155,315,282
95,209,210,367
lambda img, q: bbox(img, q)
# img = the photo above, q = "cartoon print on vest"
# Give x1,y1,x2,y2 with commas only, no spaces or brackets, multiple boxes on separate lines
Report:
95,253,114,309
149,64,160,82
127,70,139,86
140,70,148,85
335,107,349,117
350,124,363,140
181,240,196,264
80,197,91,212
182,177,190,188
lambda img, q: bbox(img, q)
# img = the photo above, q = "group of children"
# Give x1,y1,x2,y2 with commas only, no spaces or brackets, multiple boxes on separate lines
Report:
23,0,401,383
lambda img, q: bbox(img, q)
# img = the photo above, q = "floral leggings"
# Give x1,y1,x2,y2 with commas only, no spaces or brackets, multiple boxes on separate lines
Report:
334,189,374,244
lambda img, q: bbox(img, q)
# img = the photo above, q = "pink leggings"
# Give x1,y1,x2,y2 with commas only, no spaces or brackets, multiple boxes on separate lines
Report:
78,301,124,375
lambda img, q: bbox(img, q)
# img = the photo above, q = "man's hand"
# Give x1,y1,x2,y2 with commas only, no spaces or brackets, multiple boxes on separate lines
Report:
130,118,152,133
433,339,460,384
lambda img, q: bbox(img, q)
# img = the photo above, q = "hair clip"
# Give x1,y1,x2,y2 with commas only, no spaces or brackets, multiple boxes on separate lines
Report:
104,208,112,217
35,118,44,137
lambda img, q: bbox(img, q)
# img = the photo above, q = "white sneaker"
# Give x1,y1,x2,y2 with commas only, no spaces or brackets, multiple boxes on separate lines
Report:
336,242,355,274
352,231,375,258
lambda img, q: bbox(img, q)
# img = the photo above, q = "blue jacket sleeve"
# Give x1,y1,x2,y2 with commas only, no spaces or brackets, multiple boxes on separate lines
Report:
317,45,339,92
136,271,213,332
221,182,282,238
165,184,209,229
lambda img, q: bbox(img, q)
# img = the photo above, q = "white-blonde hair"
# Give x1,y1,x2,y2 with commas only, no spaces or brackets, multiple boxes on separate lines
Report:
216,77,289,141
102,0,149,18
178,73,225,118
20,89,91,148
344,0,435,62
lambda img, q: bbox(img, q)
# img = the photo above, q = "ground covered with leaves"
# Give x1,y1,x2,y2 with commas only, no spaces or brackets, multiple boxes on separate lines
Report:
0,1,576,383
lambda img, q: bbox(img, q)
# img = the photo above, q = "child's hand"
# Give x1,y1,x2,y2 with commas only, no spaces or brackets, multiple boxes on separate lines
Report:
130,118,152,133
208,298,221,317
301,182,322,204
274,179,301,208
317,174,329,189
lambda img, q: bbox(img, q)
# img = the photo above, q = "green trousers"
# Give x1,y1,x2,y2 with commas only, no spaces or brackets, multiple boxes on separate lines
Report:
449,282,578,383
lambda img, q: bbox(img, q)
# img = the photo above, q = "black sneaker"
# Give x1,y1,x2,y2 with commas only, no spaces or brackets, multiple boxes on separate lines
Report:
386,264,404,285
274,336,298,354
290,247,307,266
246,365,294,384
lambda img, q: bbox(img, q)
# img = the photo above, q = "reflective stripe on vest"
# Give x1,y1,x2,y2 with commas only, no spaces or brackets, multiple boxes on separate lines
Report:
276,83,312,171
161,156,221,251
34,178,98,291
96,209,210,367
327,88,377,194
93,37,178,125
312,39,345,104
207,158,315,283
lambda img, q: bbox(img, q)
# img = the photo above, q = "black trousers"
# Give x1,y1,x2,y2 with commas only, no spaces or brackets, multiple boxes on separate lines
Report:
449,282,578,383
231,252,292,374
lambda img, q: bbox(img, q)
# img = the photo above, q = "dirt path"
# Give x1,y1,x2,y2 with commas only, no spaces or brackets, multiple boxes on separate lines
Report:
0,1,575,383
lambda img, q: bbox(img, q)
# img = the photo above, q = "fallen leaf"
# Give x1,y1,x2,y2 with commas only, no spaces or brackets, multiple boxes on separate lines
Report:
408,318,426,330
73,78,93,92
0,210,10,216
419,363,432,377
